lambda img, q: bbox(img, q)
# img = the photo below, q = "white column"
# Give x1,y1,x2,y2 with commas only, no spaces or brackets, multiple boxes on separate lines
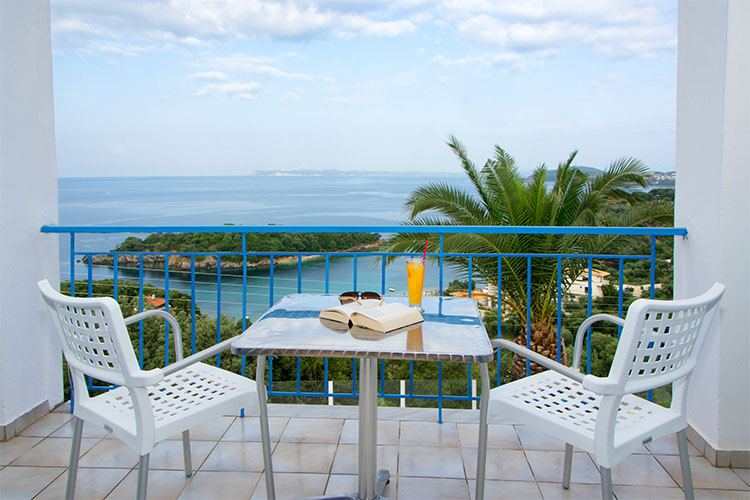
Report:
0,0,62,439
675,0,750,466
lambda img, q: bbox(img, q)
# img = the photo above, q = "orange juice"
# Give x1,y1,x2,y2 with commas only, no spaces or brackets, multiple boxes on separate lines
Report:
406,258,425,308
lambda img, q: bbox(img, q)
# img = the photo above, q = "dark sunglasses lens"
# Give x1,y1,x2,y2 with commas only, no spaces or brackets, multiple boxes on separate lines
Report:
339,292,359,304
360,292,381,301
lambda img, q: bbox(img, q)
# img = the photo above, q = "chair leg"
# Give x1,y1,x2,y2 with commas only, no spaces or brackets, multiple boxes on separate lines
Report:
562,443,573,489
475,363,490,500
65,417,84,500
181,430,193,477
677,429,695,500
257,356,276,500
136,454,150,500
600,466,613,500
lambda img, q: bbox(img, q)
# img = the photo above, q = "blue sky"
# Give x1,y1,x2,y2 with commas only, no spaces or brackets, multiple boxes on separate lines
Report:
50,0,678,177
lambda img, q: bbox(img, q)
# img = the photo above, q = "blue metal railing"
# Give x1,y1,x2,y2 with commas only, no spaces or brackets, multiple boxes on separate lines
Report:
42,224,686,419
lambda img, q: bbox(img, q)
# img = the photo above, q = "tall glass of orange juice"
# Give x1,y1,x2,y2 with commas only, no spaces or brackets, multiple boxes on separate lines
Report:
407,258,425,311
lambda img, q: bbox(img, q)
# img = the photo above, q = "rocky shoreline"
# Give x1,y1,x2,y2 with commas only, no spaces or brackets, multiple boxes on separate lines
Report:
83,242,382,271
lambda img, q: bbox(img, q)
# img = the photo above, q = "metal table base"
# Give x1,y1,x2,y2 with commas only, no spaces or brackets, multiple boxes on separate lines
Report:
309,358,390,500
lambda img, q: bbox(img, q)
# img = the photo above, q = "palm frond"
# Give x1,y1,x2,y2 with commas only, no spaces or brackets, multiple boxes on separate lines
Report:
405,183,490,224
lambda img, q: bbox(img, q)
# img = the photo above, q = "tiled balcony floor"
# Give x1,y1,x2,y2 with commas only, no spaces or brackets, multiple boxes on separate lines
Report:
1,403,748,500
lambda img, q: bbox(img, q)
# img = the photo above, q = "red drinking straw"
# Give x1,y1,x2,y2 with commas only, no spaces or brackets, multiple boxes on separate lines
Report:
422,240,429,264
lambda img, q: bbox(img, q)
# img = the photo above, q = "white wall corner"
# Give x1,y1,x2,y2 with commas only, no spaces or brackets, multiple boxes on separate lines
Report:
0,0,62,435
676,0,750,456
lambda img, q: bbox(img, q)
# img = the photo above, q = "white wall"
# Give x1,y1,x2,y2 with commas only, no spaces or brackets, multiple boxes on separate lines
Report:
0,0,62,432
675,0,750,452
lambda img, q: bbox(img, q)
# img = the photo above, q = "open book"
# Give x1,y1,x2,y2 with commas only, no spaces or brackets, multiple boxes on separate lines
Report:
319,301,424,333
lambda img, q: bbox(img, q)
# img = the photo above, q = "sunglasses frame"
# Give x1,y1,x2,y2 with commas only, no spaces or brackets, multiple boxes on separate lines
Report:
338,291,381,304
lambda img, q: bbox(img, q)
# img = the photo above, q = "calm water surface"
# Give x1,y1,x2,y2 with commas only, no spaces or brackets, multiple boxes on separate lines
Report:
58,174,470,320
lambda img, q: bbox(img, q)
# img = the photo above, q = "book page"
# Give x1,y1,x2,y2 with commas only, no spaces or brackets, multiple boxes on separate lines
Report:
319,299,381,323
350,302,423,333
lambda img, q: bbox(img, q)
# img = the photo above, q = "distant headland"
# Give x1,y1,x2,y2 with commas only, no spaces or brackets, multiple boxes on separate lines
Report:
249,169,459,177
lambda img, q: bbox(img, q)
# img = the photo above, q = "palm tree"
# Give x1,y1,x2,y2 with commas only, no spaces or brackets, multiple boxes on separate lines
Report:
385,136,674,379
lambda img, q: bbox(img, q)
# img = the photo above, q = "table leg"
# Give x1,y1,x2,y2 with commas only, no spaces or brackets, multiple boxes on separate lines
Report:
358,357,389,500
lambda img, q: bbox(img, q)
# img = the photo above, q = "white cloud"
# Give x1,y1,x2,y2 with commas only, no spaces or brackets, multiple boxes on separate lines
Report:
51,0,417,55
280,91,302,103
206,54,315,81
443,0,675,58
433,49,555,72
195,81,262,100
327,94,368,105
50,0,675,67
189,71,230,81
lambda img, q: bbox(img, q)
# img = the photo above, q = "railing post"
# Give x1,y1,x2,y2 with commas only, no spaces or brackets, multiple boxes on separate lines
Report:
44,225,686,409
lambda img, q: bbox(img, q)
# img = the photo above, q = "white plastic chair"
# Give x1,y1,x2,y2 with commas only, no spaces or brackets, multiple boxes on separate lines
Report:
38,280,276,500
475,283,725,500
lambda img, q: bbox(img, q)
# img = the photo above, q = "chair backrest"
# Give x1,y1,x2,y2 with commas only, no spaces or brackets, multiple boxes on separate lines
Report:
608,283,725,396
38,280,144,394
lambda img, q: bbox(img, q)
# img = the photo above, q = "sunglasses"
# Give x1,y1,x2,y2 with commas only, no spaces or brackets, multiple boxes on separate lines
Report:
338,291,381,304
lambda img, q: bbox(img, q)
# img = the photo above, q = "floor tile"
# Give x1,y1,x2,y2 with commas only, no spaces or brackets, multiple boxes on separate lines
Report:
397,476,470,499
0,466,65,499
733,468,750,487
12,437,100,467
468,479,543,500
399,421,459,448
250,472,329,500
177,471,261,500
270,442,337,474
35,467,130,499
643,434,701,456
525,450,601,484
399,445,465,478
331,444,398,475
691,489,750,499
325,473,397,498
50,418,111,439
277,404,360,419
7,406,747,500
148,439,216,471
166,416,236,441
279,417,344,444
610,454,677,487
106,469,191,500
19,412,72,437
461,447,535,482
537,481,604,499
78,438,139,469
222,416,289,443
656,454,750,490
340,418,400,445
515,426,566,452
0,436,43,466
457,423,522,449
613,484,686,499
379,407,438,422
200,441,268,472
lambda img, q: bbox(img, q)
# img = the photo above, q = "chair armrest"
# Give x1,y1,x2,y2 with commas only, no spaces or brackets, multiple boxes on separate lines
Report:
130,368,165,387
124,309,184,361
162,336,238,376
582,373,621,395
492,339,585,383
573,314,625,371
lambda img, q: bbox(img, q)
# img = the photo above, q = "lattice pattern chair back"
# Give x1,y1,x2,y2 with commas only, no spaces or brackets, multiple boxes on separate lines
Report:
38,280,141,391
609,283,725,396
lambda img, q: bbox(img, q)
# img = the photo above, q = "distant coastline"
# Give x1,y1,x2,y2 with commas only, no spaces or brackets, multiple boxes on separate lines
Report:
249,169,460,177
527,168,675,188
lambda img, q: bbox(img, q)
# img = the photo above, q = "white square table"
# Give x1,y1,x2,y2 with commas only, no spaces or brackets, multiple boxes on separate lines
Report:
231,294,494,500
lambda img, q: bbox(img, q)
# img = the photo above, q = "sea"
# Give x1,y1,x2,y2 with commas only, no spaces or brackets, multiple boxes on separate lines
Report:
58,174,472,321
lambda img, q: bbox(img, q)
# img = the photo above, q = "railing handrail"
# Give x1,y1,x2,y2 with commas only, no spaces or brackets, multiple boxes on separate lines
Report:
48,223,681,418
41,224,687,236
